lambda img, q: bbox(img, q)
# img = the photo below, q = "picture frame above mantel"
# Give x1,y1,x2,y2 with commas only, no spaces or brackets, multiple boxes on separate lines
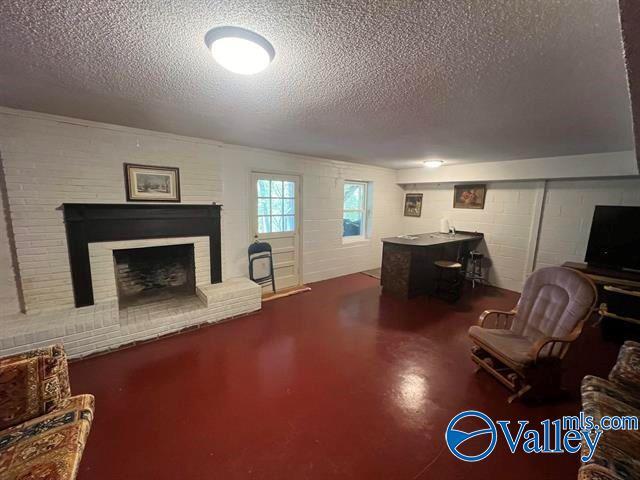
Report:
125,163,181,202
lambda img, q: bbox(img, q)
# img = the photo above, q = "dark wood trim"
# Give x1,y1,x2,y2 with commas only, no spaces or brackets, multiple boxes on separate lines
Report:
63,203,221,307
124,163,181,202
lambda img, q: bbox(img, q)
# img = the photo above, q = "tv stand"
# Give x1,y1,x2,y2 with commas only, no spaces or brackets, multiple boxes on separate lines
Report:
563,262,640,328
562,262,640,288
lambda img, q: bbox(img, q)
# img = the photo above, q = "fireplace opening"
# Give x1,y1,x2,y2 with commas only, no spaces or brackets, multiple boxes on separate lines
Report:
113,244,196,309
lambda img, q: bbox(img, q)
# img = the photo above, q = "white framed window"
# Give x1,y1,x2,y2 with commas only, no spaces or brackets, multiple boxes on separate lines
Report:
343,181,369,241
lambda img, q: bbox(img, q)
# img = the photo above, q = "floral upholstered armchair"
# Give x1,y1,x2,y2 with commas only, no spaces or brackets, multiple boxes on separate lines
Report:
0,344,94,480
468,266,597,402
579,341,640,480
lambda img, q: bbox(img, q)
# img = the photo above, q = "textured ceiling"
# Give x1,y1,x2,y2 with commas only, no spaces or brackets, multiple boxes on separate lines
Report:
0,0,634,168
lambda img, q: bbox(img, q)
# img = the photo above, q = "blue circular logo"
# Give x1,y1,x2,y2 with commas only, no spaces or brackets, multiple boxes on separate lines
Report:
445,410,497,462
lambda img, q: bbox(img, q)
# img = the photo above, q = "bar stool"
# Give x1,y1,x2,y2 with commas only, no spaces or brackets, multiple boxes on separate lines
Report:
466,251,484,288
434,260,463,302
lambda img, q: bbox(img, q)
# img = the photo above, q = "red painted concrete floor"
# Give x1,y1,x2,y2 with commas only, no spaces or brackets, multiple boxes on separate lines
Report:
70,274,622,480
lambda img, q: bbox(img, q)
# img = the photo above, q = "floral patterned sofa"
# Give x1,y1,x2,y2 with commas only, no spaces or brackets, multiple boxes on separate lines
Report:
0,345,94,480
580,341,640,480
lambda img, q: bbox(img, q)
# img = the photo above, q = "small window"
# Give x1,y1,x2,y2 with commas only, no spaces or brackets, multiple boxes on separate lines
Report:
343,181,368,240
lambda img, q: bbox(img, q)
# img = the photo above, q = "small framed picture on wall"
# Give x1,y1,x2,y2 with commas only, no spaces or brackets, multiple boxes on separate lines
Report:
124,163,181,202
453,184,486,209
404,193,423,217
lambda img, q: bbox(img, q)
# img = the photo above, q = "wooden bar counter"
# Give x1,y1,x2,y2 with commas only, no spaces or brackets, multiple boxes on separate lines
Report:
380,231,483,298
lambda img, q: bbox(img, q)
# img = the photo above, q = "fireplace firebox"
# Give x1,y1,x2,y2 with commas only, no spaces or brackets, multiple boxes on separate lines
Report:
113,244,196,309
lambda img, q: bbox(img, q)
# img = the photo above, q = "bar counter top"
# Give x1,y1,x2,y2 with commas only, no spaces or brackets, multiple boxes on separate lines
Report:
381,231,483,247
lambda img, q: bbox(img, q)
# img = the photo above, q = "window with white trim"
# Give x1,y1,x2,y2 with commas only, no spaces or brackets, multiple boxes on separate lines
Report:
343,181,369,240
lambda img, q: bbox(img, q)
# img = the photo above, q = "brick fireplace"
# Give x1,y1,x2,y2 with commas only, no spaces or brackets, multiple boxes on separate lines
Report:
63,203,222,307
0,203,261,359
88,235,210,309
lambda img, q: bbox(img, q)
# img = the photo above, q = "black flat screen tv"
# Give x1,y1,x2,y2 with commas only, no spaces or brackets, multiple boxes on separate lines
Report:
585,205,640,271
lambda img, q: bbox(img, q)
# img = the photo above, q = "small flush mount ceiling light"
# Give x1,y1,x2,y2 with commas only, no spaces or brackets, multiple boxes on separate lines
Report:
205,26,275,75
423,159,445,168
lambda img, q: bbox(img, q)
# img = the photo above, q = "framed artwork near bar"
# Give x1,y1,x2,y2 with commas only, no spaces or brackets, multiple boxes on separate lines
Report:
124,163,181,202
404,193,423,217
453,184,486,209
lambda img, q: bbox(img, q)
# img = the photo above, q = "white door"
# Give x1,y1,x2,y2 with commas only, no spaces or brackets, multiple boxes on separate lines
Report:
251,173,301,291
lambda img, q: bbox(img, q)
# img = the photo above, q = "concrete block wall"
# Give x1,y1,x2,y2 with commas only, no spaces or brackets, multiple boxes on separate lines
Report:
402,182,538,291
535,178,640,269
403,178,640,292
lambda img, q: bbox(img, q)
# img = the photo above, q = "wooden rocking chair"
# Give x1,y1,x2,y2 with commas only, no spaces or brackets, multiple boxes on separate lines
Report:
468,266,597,403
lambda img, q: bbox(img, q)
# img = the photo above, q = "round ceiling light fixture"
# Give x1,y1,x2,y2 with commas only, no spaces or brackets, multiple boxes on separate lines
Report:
205,26,275,75
423,159,445,168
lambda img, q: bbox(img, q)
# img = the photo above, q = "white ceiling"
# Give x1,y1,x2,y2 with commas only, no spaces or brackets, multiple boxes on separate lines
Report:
0,0,634,169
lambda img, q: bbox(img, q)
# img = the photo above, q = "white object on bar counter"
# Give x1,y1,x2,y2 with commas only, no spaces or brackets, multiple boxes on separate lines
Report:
439,218,450,234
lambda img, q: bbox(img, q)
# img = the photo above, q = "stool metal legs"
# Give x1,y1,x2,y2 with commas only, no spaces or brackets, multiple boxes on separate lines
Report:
466,252,484,288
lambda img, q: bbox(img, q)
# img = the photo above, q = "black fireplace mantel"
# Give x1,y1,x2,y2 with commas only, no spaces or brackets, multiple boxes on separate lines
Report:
63,203,222,307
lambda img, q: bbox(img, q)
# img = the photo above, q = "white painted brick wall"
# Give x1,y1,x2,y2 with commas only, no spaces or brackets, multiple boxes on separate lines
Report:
221,148,404,285
0,113,223,313
0,109,403,319
0,188,20,316
0,277,261,359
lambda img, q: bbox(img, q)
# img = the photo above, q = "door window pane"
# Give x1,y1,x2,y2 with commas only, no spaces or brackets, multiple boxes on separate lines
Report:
258,198,270,215
258,216,271,233
257,180,270,197
284,199,295,215
284,215,295,231
271,216,283,233
271,198,283,215
271,181,283,198
284,181,295,198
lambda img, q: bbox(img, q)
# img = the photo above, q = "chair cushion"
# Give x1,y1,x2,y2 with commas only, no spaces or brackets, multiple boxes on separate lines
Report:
578,464,626,480
511,267,596,343
608,341,640,393
0,394,94,480
0,346,71,430
582,375,640,411
434,260,462,269
580,390,640,479
468,326,536,367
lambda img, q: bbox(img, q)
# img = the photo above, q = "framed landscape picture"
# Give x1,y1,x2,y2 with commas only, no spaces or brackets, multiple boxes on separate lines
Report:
453,184,486,209
125,163,181,202
404,193,423,217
